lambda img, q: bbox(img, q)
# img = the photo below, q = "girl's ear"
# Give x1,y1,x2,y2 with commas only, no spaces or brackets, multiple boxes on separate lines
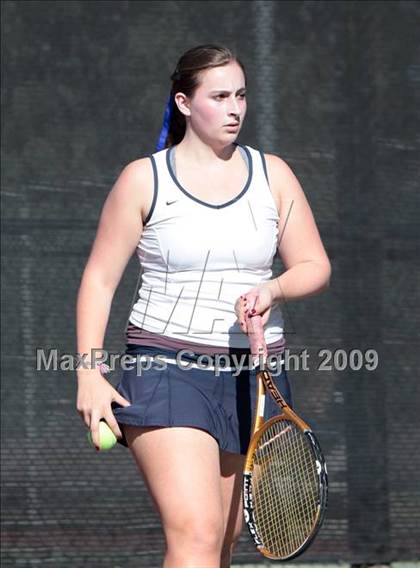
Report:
174,92,191,117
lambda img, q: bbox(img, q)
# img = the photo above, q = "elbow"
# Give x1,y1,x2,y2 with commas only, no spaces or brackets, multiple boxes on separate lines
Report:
319,260,332,292
80,266,117,297
307,259,331,293
322,279,331,293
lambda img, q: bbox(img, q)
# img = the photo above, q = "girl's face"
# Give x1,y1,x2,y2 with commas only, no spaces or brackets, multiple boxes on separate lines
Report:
177,61,247,145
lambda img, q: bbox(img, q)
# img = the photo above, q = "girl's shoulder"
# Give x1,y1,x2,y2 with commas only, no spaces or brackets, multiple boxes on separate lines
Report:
261,152,298,181
260,152,305,206
111,157,155,223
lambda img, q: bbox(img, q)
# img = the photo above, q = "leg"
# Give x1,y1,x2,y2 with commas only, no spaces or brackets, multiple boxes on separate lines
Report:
124,425,225,568
219,449,246,568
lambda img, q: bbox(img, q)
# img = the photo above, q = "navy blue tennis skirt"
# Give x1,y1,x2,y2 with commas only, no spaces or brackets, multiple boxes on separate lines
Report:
111,345,293,455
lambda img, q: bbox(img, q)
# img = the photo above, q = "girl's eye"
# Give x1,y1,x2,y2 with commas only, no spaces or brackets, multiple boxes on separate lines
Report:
215,93,246,100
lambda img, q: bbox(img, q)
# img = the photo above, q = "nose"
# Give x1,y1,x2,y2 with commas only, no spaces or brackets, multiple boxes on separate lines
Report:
229,97,241,119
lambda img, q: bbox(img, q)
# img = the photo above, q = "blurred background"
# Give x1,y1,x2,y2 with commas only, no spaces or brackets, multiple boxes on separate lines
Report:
1,1,419,566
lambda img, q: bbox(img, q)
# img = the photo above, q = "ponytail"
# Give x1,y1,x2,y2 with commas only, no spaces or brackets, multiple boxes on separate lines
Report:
155,93,174,152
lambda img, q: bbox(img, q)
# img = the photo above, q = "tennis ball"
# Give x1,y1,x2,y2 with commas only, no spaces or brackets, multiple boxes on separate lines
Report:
87,420,117,451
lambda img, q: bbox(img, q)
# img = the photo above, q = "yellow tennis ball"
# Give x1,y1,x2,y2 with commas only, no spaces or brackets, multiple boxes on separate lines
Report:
87,421,117,451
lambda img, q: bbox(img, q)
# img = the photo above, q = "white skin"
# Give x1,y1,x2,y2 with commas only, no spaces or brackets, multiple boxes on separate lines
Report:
76,59,331,567
173,61,247,163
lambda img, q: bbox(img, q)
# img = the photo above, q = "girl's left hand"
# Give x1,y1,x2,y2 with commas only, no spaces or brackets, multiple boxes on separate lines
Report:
234,284,274,333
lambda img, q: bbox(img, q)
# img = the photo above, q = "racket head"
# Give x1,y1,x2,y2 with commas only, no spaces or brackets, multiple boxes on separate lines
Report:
243,306,328,559
243,414,328,560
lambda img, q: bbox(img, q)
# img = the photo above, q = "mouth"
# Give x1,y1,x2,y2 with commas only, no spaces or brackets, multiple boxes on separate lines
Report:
225,123,240,128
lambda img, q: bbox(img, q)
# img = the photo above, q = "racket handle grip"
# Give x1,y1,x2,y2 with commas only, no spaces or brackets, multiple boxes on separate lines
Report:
247,313,267,365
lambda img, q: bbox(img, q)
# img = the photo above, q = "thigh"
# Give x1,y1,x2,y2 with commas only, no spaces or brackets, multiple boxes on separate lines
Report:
220,449,245,544
124,425,225,535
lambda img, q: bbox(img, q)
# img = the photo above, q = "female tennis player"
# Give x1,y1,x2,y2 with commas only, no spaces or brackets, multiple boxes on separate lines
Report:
76,44,331,567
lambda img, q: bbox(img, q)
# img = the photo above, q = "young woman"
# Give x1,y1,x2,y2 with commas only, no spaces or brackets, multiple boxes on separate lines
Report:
76,44,331,568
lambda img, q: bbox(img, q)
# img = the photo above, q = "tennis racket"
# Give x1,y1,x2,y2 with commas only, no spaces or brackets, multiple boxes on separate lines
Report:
243,309,328,560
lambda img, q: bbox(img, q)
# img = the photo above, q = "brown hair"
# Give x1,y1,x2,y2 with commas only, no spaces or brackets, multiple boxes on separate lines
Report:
163,44,247,148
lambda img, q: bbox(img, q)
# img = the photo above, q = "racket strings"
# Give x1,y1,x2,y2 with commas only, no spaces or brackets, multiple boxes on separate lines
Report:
251,419,319,557
254,423,317,553
257,428,316,553
254,431,314,554
255,433,309,550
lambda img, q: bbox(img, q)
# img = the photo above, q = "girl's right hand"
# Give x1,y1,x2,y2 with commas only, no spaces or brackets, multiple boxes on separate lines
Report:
76,370,131,449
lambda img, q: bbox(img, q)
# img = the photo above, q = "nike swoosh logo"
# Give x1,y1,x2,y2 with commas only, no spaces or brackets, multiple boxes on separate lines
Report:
166,200,178,206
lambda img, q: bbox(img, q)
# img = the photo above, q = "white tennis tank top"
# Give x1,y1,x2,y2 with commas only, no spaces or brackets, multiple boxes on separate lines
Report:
128,142,285,349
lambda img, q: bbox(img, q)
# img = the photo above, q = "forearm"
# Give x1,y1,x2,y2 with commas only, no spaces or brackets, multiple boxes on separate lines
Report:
264,260,331,303
76,271,115,366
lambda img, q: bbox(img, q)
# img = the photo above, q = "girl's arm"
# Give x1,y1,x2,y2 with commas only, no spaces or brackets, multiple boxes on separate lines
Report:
263,153,331,303
76,157,154,448
236,154,331,330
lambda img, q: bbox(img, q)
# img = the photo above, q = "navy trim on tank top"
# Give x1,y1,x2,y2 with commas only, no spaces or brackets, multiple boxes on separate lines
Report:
165,143,253,210
259,149,270,186
144,154,158,225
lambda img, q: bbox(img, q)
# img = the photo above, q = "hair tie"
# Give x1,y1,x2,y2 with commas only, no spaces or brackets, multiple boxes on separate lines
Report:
155,93,174,152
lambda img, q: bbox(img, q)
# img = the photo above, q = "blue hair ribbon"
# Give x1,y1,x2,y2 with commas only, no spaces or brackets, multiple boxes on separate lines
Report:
155,93,174,152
